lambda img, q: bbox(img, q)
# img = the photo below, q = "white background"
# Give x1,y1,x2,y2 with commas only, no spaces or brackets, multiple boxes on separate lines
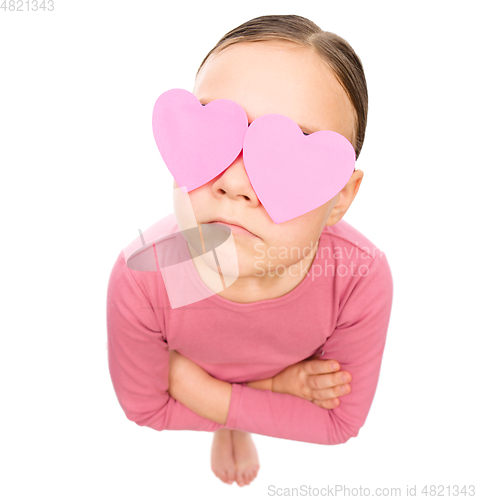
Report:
1,1,476,499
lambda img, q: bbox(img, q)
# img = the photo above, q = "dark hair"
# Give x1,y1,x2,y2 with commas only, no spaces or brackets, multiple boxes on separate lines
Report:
196,14,368,160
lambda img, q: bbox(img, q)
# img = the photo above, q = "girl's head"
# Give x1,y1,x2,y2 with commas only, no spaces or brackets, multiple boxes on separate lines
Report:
173,14,367,282
195,14,367,160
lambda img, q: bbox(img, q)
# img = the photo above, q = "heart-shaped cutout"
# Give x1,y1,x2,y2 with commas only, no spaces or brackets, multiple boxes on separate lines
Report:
243,113,356,224
152,88,249,192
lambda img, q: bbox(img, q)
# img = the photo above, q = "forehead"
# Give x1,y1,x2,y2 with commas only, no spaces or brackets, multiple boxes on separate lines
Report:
193,40,356,144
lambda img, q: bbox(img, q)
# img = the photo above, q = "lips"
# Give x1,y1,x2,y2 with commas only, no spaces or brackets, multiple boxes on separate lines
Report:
205,219,259,238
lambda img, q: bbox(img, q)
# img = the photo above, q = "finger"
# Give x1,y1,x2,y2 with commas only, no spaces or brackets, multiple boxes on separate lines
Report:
302,358,341,376
312,397,341,409
310,384,351,401
307,371,352,390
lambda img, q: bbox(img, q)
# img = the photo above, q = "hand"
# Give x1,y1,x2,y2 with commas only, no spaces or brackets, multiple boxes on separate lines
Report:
271,358,352,409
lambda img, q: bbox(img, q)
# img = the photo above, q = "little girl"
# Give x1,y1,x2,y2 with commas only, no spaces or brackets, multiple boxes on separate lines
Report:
106,14,393,488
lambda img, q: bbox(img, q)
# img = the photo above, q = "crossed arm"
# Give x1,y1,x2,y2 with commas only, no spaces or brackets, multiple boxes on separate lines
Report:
108,249,393,444
167,349,352,425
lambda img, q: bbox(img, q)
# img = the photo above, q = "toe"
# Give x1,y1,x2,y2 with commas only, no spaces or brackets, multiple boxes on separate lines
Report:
236,471,245,487
225,468,234,484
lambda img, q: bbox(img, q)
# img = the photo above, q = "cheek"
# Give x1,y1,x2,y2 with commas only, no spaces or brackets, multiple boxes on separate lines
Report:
264,225,313,258
186,189,210,218
172,186,204,229
173,184,207,213
265,214,324,255
276,211,323,242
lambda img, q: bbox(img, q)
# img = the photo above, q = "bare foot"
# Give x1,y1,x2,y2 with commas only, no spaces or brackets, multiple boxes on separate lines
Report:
210,429,235,484
231,430,260,487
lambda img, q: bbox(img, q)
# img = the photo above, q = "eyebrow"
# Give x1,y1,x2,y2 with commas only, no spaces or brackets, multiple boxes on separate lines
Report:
200,100,314,135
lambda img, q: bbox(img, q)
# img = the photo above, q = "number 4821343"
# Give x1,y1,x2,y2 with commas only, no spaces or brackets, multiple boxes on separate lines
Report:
1,0,55,11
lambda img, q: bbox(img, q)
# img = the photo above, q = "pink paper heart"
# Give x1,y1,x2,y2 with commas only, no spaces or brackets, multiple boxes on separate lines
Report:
243,114,356,224
152,88,249,193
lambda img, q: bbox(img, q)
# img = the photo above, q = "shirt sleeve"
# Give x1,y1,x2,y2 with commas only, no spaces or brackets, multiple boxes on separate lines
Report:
106,250,226,433
224,253,394,445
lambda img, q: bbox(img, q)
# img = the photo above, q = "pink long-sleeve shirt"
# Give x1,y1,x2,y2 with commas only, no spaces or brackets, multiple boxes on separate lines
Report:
106,212,393,445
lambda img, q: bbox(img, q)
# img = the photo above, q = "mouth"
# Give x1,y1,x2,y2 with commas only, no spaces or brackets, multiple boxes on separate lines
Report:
203,219,259,238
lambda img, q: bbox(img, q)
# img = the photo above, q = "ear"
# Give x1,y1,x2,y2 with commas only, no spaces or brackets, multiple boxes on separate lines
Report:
325,169,364,226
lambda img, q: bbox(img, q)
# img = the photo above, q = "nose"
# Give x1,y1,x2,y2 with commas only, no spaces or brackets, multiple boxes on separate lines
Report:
211,152,261,208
